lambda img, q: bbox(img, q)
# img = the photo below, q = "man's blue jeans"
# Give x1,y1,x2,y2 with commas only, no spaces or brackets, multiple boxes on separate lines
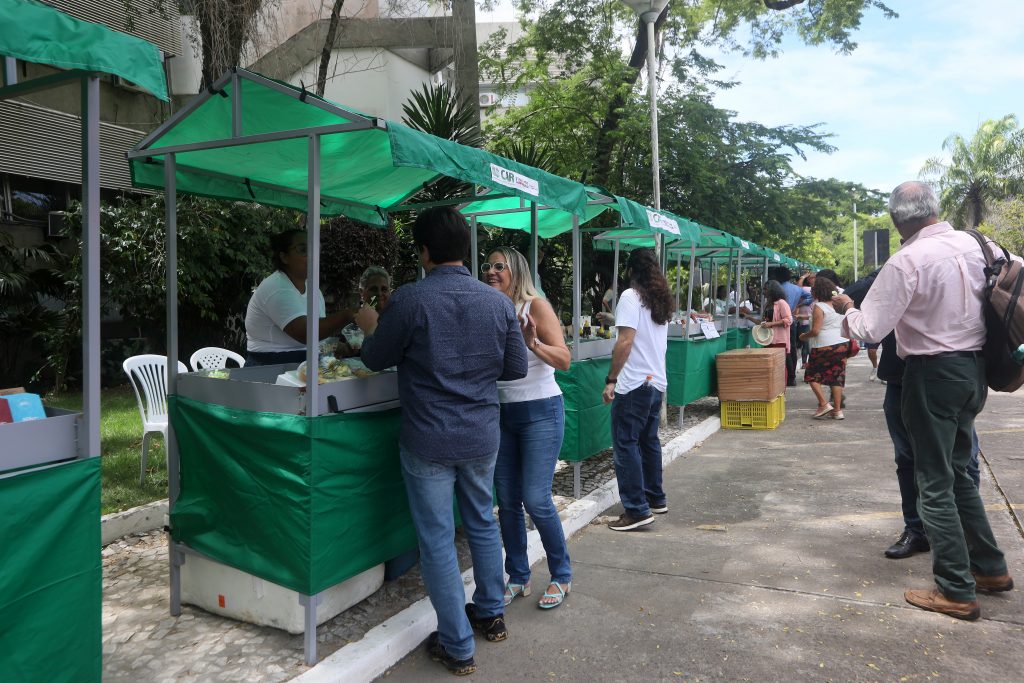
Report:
399,447,505,660
884,381,982,537
494,396,572,586
611,383,666,516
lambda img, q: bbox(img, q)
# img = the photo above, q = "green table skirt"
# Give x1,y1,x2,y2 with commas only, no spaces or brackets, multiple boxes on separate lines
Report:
666,336,728,406
169,396,418,596
555,357,613,462
0,457,101,683
726,327,752,350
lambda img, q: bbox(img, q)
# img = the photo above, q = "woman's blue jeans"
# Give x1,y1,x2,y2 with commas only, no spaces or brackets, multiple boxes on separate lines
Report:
494,396,572,585
399,447,504,661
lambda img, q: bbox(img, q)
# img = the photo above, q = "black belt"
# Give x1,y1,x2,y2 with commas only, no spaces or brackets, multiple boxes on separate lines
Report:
905,350,981,362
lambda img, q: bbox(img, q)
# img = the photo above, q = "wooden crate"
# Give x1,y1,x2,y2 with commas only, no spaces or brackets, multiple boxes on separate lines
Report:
715,347,786,401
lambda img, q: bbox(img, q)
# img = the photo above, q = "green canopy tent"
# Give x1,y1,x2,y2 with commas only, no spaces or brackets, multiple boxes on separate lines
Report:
127,67,595,665
0,1,168,681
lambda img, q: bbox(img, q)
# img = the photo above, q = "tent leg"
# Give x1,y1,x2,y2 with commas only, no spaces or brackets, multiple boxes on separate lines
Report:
300,593,320,665
573,462,581,499
678,404,685,429
169,541,184,617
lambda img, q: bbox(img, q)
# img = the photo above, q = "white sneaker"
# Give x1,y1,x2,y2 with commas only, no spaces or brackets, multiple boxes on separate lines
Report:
868,369,877,382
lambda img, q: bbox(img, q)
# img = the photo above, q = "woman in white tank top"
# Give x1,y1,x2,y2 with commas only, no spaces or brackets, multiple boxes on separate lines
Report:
798,276,851,420
484,247,574,610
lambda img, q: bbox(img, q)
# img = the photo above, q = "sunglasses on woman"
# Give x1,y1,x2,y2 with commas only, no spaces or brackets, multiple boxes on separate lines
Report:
480,262,508,273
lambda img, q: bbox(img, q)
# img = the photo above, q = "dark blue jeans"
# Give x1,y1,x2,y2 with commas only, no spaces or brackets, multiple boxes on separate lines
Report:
884,381,982,537
611,384,666,516
494,396,572,585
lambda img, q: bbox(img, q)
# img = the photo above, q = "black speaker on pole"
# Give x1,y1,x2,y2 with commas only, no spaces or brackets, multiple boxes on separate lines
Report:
862,229,890,268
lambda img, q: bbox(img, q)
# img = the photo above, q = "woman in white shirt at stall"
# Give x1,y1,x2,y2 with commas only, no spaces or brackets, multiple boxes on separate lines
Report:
244,229,355,366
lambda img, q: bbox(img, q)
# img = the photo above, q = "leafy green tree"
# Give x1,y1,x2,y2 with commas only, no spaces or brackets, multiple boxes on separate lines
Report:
979,197,1024,256
920,115,1024,229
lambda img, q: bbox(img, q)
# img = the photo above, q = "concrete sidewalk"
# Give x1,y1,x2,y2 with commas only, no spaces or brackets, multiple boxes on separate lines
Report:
380,357,1024,682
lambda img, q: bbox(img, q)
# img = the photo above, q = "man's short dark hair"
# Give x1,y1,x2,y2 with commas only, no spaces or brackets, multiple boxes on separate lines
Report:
413,207,470,264
768,266,792,283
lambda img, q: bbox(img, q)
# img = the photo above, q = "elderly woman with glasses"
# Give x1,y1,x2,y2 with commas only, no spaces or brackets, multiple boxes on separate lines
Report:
244,229,355,366
482,247,574,610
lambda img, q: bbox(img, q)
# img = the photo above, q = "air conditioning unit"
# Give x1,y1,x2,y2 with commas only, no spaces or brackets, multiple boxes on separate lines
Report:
111,74,148,94
478,93,500,107
47,211,66,239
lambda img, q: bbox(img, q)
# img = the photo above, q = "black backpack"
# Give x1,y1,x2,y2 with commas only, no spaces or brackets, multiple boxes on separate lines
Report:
967,230,1024,392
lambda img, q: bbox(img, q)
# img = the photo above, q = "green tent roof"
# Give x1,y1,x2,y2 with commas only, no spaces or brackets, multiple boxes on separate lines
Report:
0,0,167,100
129,70,588,226
459,189,612,237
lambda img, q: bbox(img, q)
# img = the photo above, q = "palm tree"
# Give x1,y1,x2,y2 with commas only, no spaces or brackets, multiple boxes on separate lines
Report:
920,115,1024,229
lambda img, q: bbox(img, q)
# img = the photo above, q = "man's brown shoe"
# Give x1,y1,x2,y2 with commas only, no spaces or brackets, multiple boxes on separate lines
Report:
904,589,980,621
972,572,1014,592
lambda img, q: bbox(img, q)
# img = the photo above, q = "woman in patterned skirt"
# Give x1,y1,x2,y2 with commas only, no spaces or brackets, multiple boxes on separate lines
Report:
799,277,850,420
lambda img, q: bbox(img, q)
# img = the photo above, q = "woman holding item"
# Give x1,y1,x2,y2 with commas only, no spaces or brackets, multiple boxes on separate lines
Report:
483,247,573,610
245,229,354,366
742,280,793,384
799,277,850,420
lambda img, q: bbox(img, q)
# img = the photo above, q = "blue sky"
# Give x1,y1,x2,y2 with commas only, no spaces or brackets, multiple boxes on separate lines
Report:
703,1,1024,193
480,1,1024,195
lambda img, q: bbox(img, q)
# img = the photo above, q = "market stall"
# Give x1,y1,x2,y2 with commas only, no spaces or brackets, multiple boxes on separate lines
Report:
126,68,591,664
0,3,168,680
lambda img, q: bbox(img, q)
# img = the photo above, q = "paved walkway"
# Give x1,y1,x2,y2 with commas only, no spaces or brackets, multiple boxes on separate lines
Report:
381,357,1024,682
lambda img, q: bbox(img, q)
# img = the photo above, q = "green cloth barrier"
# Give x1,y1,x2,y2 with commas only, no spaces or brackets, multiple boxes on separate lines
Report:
725,328,751,350
666,336,727,406
0,457,101,683
169,396,417,595
556,357,613,462
0,0,168,100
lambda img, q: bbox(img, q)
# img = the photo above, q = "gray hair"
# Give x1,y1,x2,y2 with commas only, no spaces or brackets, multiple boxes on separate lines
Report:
888,181,939,227
358,266,391,290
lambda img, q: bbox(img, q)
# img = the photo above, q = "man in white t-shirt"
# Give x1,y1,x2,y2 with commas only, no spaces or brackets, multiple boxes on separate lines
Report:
602,249,673,531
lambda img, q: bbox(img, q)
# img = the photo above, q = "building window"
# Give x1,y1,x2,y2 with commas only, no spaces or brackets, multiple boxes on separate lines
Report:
7,174,68,224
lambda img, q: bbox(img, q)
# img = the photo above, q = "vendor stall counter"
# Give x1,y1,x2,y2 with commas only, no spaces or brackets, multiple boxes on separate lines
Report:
666,334,728,423
168,367,416,639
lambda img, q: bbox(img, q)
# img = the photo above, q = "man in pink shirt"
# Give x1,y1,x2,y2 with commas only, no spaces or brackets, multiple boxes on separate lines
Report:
833,181,1013,621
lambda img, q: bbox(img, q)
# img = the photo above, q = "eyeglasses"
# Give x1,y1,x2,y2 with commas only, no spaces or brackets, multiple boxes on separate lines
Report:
480,262,508,273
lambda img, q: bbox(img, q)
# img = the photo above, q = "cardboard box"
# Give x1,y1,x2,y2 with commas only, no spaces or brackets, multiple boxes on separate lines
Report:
0,387,26,396
716,348,786,401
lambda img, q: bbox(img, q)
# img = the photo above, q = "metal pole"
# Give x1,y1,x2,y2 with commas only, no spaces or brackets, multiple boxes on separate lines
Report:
612,242,620,307
644,14,663,262
305,135,321,417
679,245,696,428
3,56,16,86
724,249,735,332
80,75,100,461
853,201,858,281
674,252,681,314
874,231,879,269
736,251,744,332
163,152,183,617
470,215,479,276
571,215,581,362
530,202,540,288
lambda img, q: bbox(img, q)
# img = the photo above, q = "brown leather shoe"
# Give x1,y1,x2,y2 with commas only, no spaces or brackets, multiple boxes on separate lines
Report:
904,589,980,621
972,572,1014,592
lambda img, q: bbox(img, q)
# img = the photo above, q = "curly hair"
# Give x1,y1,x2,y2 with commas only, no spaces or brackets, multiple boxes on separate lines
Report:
625,249,673,325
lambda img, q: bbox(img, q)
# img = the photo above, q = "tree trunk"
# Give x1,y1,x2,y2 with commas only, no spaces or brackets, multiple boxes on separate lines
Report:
316,0,347,97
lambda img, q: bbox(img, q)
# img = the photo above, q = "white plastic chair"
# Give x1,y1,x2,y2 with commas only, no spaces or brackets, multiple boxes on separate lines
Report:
189,346,246,372
123,354,188,484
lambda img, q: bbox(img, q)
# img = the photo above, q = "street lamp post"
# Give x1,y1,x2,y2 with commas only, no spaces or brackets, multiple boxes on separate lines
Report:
622,0,670,260
852,200,858,281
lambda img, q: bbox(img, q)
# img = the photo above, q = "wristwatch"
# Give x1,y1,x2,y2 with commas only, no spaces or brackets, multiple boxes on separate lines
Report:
605,376,617,385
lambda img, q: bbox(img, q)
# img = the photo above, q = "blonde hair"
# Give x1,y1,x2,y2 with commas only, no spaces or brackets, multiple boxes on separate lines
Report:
491,247,539,306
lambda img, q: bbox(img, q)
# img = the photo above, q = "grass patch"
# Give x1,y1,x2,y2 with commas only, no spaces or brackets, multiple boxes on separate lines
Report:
47,386,168,515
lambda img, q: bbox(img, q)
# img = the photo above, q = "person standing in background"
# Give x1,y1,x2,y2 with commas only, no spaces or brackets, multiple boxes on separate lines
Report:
835,181,1012,620
603,249,673,532
770,266,812,387
356,207,528,675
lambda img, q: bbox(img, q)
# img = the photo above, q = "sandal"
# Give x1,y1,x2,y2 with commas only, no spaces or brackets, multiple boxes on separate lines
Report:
538,581,570,610
812,403,833,418
503,582,531,606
